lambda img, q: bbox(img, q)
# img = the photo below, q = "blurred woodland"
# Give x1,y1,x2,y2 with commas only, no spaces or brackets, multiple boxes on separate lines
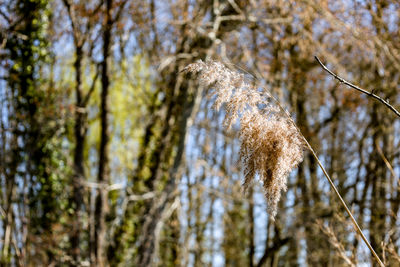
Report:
1,0,400,266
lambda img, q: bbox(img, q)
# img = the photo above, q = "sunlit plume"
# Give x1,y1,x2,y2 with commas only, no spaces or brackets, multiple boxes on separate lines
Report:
183,60,305,219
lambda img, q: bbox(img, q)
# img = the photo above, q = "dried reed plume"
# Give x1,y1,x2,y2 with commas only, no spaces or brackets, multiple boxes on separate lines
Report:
183,60,304,218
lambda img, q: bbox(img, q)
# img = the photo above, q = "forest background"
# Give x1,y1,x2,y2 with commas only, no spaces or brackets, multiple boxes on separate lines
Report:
1,0,400,266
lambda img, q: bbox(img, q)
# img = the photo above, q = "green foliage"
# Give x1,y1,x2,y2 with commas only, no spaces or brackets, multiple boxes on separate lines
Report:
3,1,68,261
105,55,155,264
85,54,152,182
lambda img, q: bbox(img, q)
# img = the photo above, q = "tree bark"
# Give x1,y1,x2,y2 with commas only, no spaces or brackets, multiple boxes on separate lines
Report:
94,0,113,265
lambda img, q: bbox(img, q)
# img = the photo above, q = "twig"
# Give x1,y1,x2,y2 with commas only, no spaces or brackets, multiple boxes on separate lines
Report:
153,196,180,264
315,56,400,118
375,141,400,187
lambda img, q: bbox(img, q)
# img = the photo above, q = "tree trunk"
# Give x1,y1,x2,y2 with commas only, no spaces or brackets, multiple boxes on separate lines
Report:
94,0,113,265
70,42,85,266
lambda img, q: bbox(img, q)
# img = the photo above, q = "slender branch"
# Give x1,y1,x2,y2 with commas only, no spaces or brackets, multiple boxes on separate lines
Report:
375,141,399,186
0,8,11,24
82,64,100,106
315,56,400,118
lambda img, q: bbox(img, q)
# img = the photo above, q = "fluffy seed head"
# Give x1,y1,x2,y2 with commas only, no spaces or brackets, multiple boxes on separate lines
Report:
184,60,305,219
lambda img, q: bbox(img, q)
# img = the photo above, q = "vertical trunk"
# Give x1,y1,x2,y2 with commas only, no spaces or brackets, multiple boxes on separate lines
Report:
136,72,196,266
248,187,255,267
94,0,112,265
1,185,14,265
248,27,257,267
194,174,205,266
291,65,328,266
70,43,85,265
368,105,387,265
1,129,17,266
368,3,395,265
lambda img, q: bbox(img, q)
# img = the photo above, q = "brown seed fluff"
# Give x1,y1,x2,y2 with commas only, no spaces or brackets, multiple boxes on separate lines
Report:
183,60,304,219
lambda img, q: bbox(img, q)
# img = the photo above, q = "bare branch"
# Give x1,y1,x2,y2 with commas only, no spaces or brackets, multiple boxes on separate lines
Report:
82,64,100,106
315,56,400,118
0,8,11,24
375,141,400,187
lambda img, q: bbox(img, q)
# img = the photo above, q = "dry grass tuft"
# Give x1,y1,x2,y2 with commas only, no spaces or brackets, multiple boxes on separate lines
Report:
184,60,304,218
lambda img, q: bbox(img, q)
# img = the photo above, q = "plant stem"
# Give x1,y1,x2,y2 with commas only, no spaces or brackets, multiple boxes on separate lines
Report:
268,88,385,267
304,140,385,267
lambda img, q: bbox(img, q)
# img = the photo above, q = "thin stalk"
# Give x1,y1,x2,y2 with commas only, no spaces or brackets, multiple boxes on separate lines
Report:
272,98,385,267
305,140,384,267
